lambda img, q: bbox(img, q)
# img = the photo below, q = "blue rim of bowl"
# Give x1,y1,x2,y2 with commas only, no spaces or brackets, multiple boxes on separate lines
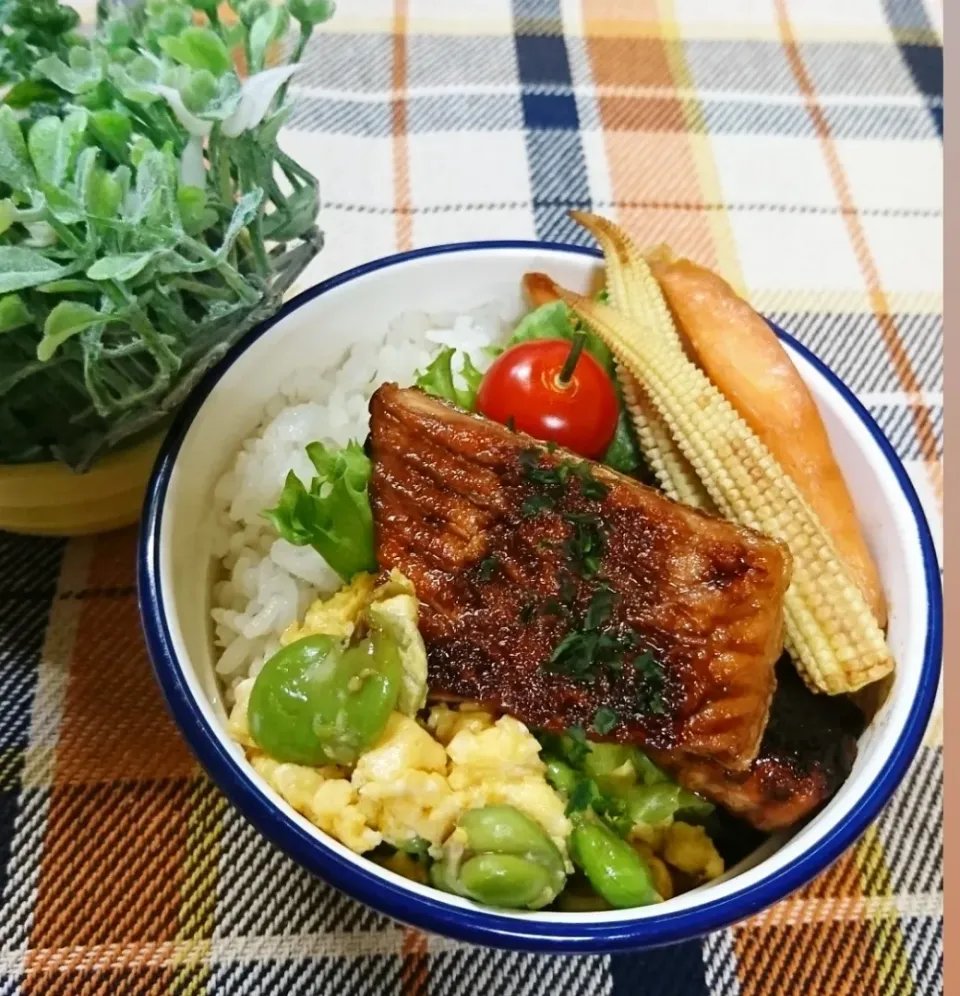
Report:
138,241,942,953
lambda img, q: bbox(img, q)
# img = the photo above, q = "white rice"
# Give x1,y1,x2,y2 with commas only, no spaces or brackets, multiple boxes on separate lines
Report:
210,304,510,703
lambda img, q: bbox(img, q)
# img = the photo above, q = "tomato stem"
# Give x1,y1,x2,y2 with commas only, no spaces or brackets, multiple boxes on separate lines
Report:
557,332,586,387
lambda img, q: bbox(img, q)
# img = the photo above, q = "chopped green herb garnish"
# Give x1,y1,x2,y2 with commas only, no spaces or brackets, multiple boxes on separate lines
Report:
546,441,558,453
548,625,634,681
592,793,634,836
545,586,639,683
634,650,659,678
583,584,616,630
539,596,567,617
592,706,618,735
562,511,602,525
519,601,537,624
520,448,610,501
548,630,591,677
522,494,556,517
647,694,667,716
562,512,606,578
565,776,600,815
478,555,500,581
505,415,516,432
564,725,590,766
634,650,667,715
559,579,578,604
574,461,611,500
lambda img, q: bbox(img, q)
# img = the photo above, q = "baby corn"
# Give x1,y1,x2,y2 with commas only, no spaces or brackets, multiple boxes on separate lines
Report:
616,367,713,510
570,211,712,511
547,281,893,696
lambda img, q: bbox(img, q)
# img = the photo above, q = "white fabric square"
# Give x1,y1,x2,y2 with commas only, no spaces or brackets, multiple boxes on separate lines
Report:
860,215,943,294
729,210,866,292
923,0,944,34
413,207,537,246
580,131,614,208
281,131,395,211
408,0,514,29
329,0,393,17
711,134,838,209
673,0,778,29
787,0,889,30
836,139,942,213
408,130,532,209
302,210,397,286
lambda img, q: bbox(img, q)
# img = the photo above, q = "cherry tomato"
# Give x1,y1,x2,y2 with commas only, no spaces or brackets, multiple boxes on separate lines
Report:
475,338,619,460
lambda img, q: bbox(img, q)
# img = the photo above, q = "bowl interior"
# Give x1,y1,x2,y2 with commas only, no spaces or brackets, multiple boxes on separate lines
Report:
148,245,936,941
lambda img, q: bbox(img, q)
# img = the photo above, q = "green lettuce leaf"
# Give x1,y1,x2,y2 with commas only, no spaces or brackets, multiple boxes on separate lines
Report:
507,300,612,370
415,346,484,410
263,440,376,581
602,403,643,476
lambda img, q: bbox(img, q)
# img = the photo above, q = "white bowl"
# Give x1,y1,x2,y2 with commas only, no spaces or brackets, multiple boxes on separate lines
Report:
138,242,941,952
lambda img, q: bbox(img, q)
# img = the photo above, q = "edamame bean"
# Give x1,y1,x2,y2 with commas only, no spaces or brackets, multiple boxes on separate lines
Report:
459,805,562,861
623,783,713,827
248,622,402,766
544,756,580,797
582,743,633,778
459,854,552,909
582,743,637,794
432,805,567,911
570,820,662,909
629,748,672,785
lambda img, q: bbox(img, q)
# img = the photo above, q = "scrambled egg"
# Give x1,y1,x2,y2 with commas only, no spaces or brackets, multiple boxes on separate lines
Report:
230,574,569,858
630,839,674,900
282,572,377,644
425,702,496,744
352,712,461,848
446,715,572,854
248,754,380,853
366,583,428,715
226,676,256,748
233,694,569,859
662,822,724,882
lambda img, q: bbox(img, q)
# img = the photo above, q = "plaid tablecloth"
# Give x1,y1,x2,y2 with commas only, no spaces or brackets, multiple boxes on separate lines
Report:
0,1,943,993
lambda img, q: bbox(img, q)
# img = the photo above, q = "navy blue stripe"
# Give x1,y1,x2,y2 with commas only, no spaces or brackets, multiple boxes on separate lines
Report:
0,534,64,754
513,2,592,242
0,762,26,935
882,0,943,135
0,532,63,930
611,940,710,996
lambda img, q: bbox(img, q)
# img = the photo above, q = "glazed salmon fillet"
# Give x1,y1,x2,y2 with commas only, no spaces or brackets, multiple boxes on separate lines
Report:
368,384,792,770
650,656,863,830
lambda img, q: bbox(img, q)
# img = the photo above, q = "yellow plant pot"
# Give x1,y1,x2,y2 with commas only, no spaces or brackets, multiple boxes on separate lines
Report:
0,434,164,537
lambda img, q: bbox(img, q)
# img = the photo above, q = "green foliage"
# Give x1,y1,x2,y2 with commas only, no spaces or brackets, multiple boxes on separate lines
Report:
0,0,335,466
264,441,377,581
414,346,485,410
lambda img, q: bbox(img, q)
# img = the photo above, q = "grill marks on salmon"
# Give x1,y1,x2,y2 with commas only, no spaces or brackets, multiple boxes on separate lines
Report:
369,385,792,770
